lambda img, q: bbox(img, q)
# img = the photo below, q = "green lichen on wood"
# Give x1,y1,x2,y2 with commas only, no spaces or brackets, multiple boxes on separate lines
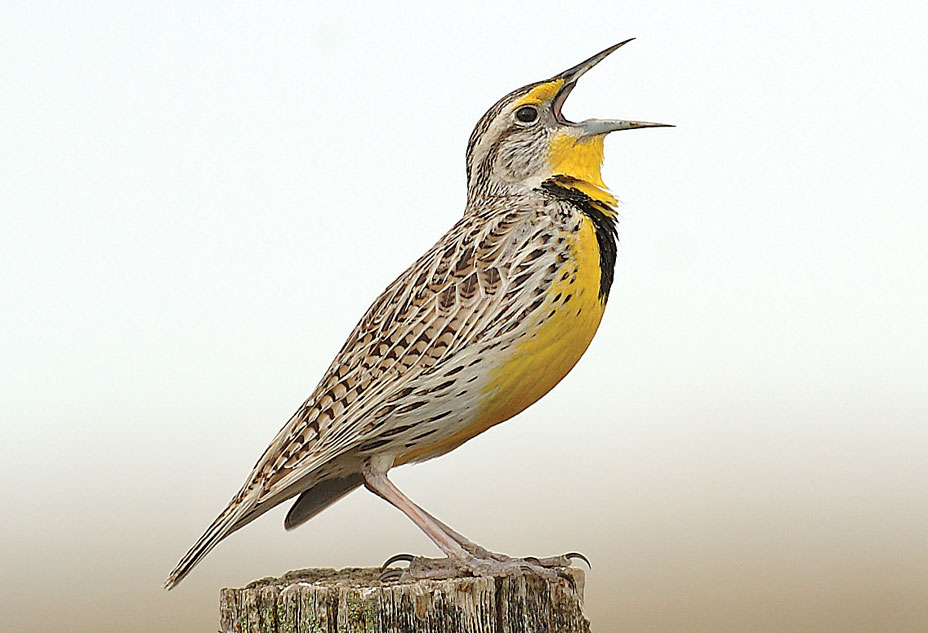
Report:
339,588,379,633
277,585,300,633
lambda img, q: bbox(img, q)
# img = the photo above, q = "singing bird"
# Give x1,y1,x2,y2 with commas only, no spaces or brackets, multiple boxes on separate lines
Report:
165,39,669,589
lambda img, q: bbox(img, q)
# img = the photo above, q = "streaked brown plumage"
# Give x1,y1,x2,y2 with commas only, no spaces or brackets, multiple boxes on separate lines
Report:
165,39,669,589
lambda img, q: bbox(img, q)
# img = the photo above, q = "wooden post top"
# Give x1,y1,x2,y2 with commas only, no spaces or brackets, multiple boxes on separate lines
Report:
220,565,590,632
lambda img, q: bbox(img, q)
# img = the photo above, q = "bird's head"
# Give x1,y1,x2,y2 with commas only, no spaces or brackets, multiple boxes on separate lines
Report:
465,39,670,205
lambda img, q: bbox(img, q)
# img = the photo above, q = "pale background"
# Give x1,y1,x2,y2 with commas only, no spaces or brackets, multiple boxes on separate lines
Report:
2,1,926,632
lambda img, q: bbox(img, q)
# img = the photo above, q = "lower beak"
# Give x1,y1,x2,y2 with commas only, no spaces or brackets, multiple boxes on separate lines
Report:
579,118,674,136
553,39,673,136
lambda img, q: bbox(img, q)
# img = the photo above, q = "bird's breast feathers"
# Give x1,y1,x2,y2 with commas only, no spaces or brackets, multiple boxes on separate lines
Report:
395,209,609,464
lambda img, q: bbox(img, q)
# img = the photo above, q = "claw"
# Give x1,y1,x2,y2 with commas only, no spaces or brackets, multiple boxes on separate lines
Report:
564,551,592,569
556,569,578,592
522,556,542,566
380,553,416,571
378,568,406,582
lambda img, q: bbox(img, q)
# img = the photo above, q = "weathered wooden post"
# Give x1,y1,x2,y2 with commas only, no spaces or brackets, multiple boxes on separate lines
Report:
219,563,590,632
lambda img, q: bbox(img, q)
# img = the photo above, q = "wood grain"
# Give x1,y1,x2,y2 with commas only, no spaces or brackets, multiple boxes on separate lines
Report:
219,566,590,633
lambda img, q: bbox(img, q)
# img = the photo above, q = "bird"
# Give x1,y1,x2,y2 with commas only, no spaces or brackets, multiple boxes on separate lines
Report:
165,39,670,590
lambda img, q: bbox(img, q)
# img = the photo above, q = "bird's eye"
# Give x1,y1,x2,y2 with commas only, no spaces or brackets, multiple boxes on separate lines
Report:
515,105,539,124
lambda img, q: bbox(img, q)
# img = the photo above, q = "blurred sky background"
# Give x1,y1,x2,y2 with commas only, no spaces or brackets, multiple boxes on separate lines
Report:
2,1,926,631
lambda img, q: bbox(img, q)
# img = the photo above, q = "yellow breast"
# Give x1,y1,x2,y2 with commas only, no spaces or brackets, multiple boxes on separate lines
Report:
397,217,605,469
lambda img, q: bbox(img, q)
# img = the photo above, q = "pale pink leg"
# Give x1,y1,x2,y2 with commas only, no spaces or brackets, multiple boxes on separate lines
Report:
361,460,469,561
361,459,578,580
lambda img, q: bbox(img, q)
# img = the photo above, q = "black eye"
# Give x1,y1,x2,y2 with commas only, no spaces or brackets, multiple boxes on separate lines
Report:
515,105,538,124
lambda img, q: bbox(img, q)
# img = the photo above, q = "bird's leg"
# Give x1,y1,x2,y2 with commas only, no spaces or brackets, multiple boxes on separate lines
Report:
416,509,494,558
421,508,585,568
361,460,470,565
361,459,576,581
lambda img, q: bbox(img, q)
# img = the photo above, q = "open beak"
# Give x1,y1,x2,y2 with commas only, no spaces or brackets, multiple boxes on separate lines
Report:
552,38,673,136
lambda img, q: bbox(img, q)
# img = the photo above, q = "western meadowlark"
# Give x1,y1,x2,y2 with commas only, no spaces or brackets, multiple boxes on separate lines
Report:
165,39,669,589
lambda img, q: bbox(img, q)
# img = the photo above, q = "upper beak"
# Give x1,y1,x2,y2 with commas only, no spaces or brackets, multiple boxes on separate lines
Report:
552,38,673,136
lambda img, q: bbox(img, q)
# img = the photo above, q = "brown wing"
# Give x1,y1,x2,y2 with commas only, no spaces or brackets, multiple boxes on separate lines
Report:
249,205,560,498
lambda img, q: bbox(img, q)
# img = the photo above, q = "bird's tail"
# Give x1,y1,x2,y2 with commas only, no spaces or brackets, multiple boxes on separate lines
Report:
163,492,255,590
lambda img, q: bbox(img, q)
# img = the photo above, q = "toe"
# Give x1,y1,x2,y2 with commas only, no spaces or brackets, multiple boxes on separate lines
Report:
379,568,406,582
380,553,416,571
564,551,592,569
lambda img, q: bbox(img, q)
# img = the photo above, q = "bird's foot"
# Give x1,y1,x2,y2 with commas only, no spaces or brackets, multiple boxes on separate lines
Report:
379,551,589,583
